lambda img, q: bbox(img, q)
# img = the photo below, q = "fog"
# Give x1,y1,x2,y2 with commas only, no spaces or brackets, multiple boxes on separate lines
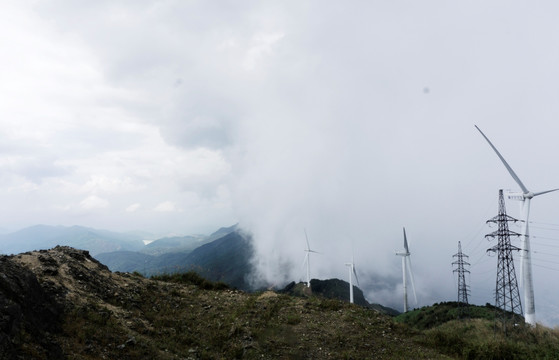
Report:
1,1,559,324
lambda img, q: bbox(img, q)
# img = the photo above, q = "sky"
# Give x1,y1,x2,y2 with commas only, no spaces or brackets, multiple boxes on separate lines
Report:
2,1,559,325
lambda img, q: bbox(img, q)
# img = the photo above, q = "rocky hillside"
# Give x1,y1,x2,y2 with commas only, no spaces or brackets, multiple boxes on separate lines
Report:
3,246,558,359
0,246,447,359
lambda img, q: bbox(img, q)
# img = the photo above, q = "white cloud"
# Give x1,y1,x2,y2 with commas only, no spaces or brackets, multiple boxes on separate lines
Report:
154,201,178,212
1,1,559,326
125,203,140,212
82,175,144,194
80,195,110,210
243,32,285,71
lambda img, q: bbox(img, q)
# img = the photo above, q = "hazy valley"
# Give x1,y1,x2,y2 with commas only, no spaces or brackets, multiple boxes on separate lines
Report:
0,226,558,358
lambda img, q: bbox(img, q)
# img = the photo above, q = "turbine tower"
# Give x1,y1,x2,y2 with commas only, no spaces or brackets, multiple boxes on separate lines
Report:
303,229,318,288
395,227,417,312
345,255,359,304
476,125,558,325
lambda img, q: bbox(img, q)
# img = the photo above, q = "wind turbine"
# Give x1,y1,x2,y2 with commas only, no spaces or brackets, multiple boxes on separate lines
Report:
475,125,559,326
395,227,417,312
345,254,359,304
302,229,318,287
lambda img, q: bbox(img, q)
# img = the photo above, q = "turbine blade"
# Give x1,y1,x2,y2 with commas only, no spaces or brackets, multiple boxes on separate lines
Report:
533,188,559,197
353,267,360,287
475,125,529,194
407,256,418,304
304,229,310,251
403,227,409,254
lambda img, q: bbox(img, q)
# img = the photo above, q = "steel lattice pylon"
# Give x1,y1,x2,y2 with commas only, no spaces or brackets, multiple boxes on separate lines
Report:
453,241,470,306
486,189,523,321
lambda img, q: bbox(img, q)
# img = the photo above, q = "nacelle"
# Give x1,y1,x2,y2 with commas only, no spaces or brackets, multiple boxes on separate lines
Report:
507,192,525,201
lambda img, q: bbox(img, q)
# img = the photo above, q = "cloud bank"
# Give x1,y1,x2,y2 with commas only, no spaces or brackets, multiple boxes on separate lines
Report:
1,1,559,322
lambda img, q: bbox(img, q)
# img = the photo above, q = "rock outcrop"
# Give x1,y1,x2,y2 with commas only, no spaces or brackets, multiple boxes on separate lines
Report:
0,246,147,359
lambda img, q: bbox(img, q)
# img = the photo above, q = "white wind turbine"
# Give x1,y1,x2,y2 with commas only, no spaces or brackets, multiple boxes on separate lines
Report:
395,227,417,313
475,125,558,326
302,229,319,288
345,254,359,304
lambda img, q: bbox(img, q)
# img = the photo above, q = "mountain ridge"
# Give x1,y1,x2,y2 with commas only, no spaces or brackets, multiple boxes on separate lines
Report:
1,246,557,359
0,246,447,359
0,225,145,256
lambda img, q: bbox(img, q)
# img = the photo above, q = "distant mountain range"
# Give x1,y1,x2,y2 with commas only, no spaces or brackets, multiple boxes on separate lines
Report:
0,223,394,311
0,224,251,290
0,225,145,256
96,226,254,290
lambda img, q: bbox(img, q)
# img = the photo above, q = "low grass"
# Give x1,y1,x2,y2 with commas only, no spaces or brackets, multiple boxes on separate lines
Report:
395,301,500,330
397,302,559,359
151,271,230,290
418,319,559,359
56,272,559,359
58,274,448,359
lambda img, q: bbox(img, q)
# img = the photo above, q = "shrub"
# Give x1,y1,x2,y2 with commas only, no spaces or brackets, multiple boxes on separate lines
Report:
151,271,230,290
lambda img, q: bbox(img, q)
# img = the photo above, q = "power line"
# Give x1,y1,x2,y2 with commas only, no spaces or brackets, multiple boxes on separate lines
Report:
463,198,498,247
531,237,559,248
532,263,559,272
532,250,559,259
530,220,559,227
470,251,492,267
527,225,559,232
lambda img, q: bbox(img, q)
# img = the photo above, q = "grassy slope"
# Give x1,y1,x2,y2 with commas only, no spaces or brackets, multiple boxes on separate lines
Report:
60,275,559,360
60,272,447,360
396,302,559,359
11,245,559,360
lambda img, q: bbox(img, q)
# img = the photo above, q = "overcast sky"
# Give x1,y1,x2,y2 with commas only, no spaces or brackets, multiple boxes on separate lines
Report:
2,1,559,325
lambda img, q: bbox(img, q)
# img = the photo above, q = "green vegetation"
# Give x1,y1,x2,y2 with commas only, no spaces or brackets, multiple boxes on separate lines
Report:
395,301,501,330
58,268,559,359
419,319,559,359
151,271,230,290
397,302,559,359
59,273,445,359
13,244,559,360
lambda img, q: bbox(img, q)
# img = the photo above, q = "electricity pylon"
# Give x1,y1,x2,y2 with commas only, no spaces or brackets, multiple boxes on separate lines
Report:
452,241,470,314
486,189,523,329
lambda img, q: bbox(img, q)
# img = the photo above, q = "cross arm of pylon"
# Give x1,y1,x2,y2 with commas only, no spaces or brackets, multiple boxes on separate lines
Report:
484,230,522,239
506,244,522,252
452,259,471,266
486,243,521,253
486,214,521,224
486,246,497,253
452,268,470,273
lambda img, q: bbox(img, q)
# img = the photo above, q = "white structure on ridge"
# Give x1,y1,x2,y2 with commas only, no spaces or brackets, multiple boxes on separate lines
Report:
475,125,558,326
302,229,318,288
345,255,359,304
395,227,417,313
